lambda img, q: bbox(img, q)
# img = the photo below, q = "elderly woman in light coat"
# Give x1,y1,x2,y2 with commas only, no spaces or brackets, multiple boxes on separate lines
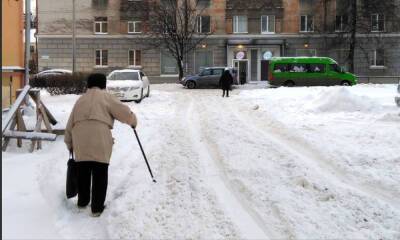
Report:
65,73,137,217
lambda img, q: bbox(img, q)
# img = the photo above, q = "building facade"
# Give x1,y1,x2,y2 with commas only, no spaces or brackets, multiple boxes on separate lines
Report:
2,0,25,108
37,0,400,83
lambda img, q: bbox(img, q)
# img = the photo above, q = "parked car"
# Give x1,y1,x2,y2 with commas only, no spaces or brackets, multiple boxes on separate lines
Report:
35,69,72,78
29,69,87,95
106,69,150,103
268,57,357,87
395,80,400,107
181,67,238,89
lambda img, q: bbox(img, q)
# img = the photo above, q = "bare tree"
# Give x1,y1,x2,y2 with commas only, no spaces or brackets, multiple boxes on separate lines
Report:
330,0,400,72
147,0,213,80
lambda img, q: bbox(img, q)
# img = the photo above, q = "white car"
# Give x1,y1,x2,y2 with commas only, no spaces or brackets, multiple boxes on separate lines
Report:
106,69,150,102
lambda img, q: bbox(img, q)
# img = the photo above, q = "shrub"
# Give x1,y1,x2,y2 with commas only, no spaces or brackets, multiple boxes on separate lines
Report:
30,72,89,95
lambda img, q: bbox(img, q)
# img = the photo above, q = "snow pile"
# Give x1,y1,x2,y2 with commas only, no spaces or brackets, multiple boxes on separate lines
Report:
305,87,383,113
379,112,400,122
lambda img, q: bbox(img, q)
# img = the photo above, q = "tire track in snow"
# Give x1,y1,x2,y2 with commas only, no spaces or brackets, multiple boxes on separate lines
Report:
193,95,296,239
107,92,240,238
225,100,400,210
186,95,271,240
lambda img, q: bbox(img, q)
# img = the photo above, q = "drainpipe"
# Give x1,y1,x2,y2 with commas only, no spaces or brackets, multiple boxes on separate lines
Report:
25,0,31,86
10,77,13,106
282,39,286,56
72,0,76,74
35,0,38,73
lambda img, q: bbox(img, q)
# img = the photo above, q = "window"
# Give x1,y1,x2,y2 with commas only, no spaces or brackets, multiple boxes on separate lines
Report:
335,15,348,32
370,49,385,66
330,64,341,73
129,50,141,66
273,63,289,72
195,51,213,73
160,0,177,8
300,15,313,32
161,51,178,75
128,21,142,33
308,64,325,73
212,69,224,76
201,69,212,76
233,16,248,33
197,16,211,33
296,49,316,56
371,14,384,32
94,17,108,34
163,15,176,33
108,72,139,80
197,0,210,8
95,49,108,66
261,15,275,33
289,63,307,72
92,0,108,8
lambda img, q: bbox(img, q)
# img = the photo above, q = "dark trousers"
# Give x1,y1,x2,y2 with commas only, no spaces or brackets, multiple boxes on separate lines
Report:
76,161,109,213
222,88,230,97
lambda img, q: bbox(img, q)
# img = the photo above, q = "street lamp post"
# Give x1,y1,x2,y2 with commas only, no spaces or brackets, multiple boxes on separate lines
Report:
72,0,76,74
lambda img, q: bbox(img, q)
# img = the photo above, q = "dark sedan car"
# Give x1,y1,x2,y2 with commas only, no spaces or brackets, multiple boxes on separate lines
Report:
181,67,237,89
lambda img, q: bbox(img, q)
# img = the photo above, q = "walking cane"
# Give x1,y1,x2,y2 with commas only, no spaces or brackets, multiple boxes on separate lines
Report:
132,127,157,183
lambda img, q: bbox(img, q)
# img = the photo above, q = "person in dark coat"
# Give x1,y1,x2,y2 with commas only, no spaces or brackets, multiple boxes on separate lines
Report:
219,70,233,97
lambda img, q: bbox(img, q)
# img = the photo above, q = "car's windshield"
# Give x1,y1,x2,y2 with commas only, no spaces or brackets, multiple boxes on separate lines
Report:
109,72,139,80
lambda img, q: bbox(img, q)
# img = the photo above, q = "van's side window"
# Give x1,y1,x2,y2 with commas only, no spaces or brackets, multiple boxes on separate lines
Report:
274,64,288,72
330,64,340,73
309,64,325,73
289,63,307,72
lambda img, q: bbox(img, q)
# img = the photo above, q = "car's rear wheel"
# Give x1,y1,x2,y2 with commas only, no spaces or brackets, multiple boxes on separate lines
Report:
146,86,150,97
341,80,351,86
135,89,144,103
283,80,295,87
186,81,196,89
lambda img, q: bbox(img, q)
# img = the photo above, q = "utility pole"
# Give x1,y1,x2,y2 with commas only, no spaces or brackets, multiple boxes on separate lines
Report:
25,0,31,85
72,0,76,74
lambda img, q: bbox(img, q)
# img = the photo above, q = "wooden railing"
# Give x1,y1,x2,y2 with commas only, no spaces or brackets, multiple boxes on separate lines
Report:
2,86,59,152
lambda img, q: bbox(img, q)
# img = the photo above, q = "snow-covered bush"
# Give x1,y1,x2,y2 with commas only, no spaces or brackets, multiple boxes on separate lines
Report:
30,72,89,95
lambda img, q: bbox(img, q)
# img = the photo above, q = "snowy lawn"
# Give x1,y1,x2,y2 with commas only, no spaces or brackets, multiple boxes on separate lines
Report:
2,83,400,239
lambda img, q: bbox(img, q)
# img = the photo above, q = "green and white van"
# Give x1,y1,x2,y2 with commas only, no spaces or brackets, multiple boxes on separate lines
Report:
268,57,357,87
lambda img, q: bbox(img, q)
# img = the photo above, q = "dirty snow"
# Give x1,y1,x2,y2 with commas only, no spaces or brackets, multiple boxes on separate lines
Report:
2,83,400,239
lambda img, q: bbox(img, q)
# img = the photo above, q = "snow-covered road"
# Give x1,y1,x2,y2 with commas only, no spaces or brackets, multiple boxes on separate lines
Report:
3,84,400,239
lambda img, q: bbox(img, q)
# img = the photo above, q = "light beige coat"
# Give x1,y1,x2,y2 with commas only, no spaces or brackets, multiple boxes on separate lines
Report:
64,88,137,163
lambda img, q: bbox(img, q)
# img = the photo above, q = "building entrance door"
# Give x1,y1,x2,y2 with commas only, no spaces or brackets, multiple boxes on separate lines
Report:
260,60,269,81
233,60,248,84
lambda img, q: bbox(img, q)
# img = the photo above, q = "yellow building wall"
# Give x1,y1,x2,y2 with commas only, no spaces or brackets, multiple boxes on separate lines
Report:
2,0,25,109
2,73,24,109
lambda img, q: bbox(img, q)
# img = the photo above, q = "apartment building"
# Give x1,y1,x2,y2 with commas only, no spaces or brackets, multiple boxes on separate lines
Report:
37,0,400,83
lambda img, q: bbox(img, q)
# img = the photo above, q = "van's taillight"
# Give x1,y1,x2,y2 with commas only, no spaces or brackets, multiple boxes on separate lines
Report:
268,70,273,81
